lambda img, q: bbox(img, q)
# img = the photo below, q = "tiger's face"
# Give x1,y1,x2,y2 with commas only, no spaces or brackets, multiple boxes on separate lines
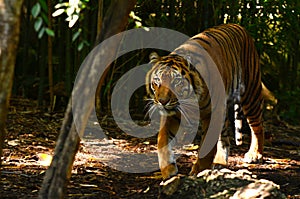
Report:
146,53,194,117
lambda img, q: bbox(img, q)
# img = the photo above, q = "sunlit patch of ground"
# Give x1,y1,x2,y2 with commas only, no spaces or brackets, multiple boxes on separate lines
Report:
1,98,299,198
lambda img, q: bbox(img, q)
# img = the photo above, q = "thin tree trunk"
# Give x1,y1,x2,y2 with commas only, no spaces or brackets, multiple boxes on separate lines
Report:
38,1,136,198
0,0,24,166
65,28,72,95
97,0,103,37
48,0,54,111
38,38,47,106
290,39,299,90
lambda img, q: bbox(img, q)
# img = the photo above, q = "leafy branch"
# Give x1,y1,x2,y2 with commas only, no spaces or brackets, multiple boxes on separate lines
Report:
31,0,55,38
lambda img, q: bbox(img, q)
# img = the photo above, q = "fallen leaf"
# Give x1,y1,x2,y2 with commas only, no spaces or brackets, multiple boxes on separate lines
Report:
37,153,53,166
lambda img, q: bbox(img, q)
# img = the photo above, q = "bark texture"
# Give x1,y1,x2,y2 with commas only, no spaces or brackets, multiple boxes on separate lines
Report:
0,0,24,166
38,1,136,198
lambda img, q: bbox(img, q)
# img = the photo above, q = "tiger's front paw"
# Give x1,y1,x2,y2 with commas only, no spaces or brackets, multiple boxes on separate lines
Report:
161,163,178,180
189,158,213,176
189,161,202,176
243,151,263,163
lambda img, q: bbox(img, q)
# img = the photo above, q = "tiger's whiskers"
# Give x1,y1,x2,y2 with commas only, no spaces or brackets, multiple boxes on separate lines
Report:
144,99,158,120
177,99,199,125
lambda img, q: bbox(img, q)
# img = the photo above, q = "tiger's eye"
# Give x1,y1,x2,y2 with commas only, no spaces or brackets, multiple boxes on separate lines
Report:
173,78,181,85
153,77,160,85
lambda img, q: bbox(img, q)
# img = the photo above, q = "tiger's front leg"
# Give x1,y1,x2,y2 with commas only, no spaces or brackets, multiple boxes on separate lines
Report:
157,115,179,180
190,117,230,175
190,143,217,176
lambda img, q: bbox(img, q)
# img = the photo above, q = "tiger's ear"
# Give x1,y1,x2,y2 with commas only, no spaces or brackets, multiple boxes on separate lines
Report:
184,54,192,64
149,52,160,64
184,54,192,70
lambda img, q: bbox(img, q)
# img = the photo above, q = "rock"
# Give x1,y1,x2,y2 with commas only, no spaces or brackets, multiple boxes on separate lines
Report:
158,169,286,199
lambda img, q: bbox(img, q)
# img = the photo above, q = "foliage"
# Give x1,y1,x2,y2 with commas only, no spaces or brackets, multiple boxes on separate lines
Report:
52,0,90,28
31,0,55,38
52,0,91,51
277,88,300,124
15,0,300,123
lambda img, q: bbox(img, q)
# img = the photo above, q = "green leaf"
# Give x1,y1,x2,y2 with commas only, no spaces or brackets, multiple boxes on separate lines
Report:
45,28,55,37
38,27,45,39
72,29,81,42
77,40,89,51
38,0,48,12
77,41,84,51
41,12,49,25
34,17,43,32
83,40,90,46
31,3,41,18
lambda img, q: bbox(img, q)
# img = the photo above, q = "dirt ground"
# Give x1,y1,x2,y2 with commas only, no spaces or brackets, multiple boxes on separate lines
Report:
1,98,300,198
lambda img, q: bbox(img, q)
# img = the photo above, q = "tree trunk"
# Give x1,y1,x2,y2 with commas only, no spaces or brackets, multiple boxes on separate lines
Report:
38,101,80,198
97,0,103,37
95,0,136,44
0,0,24,166
65,28,72,95
95,0,137,113
47,0,54,111
38,1,136,198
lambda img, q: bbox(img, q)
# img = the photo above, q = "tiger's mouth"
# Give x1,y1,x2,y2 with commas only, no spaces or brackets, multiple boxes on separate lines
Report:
157,101,179,116
145,99,179,118
145,97,198,126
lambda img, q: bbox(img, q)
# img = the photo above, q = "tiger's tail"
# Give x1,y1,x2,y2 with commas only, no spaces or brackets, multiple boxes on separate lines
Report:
234,103,243,145
233,69,244,146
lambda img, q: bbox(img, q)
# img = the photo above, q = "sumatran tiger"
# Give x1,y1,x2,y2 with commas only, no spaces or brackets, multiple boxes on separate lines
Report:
145,24,268,180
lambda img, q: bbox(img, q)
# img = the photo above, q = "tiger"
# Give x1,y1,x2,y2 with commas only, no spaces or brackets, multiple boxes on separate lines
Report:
145,24,267,180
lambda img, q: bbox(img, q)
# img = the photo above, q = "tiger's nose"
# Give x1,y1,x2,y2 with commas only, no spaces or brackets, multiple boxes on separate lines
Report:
158,98,170,105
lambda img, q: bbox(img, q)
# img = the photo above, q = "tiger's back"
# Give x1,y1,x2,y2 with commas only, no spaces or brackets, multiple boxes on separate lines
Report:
178,24,262,104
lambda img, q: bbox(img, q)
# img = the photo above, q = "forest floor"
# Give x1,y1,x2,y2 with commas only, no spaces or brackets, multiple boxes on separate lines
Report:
1,98,300,199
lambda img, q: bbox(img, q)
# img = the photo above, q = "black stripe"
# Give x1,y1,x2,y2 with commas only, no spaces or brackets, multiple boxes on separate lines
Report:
192,37,211,46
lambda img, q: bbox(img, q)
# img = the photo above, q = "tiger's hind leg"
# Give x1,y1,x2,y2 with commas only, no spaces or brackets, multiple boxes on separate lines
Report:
243,98,264,163
213,117,230,167
243,123,264,163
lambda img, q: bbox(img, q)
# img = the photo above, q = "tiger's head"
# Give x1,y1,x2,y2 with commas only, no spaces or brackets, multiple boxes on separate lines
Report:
145,52,197,119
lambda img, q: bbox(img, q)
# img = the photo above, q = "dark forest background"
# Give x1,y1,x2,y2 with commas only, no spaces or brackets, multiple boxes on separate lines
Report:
14,0,300,124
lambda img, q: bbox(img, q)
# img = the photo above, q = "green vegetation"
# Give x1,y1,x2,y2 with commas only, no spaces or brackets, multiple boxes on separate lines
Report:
15,0,300,123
